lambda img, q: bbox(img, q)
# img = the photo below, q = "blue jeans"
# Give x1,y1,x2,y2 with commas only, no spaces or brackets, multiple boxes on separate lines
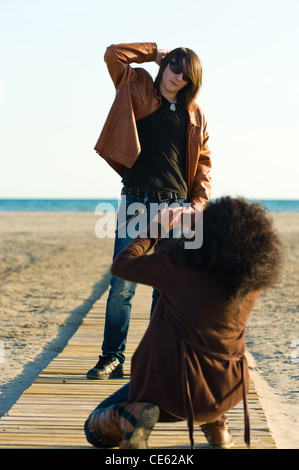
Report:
101,192,187,363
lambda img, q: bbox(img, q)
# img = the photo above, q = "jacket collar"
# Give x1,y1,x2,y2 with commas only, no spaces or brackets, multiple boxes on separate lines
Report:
188,102,201,127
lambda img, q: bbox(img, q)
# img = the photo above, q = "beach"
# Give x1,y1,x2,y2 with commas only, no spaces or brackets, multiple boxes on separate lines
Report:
0,212,115,417
0,211,298,448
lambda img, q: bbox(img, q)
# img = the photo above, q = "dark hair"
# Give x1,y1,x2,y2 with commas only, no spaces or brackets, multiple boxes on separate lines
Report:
154,47,202,109
172,197,283,300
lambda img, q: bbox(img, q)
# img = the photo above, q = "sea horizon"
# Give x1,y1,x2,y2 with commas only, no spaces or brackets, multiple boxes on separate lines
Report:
0,198,299,213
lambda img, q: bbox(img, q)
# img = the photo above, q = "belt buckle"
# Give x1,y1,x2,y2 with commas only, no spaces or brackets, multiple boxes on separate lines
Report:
157,191,170,203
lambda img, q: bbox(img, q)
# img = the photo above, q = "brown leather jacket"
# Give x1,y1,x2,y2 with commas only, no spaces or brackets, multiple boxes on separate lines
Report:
94,42,212,205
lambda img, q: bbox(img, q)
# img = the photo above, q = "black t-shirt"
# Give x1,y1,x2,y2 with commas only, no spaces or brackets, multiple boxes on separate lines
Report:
122,95,188,196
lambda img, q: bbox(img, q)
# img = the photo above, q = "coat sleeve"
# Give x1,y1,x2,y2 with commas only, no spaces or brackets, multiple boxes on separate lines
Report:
104,42,157,89
111,236,171,291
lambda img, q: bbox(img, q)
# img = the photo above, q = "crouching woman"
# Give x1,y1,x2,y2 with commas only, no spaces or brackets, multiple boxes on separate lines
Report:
85,197,283,449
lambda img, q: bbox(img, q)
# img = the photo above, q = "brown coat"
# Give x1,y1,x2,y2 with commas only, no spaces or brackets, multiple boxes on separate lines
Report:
94,42,212,205
111,236,260,446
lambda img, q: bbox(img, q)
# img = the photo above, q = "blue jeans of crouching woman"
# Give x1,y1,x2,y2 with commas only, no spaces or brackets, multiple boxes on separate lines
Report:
101,191,187,364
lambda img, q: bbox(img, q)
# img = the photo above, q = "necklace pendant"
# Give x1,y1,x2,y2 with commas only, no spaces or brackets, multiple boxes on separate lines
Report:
170,103,176,111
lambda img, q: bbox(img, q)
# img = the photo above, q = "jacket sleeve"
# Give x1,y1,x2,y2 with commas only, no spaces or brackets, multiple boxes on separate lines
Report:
104,42,157,89
190,114,212,206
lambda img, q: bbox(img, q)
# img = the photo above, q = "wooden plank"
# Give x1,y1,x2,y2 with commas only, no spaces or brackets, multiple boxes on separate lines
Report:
0,285,276,449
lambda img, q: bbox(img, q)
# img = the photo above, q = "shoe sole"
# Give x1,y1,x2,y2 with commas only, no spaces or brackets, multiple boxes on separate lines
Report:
209,440,234,449
122,404,160,449
86,376,123,380
86,372,124,380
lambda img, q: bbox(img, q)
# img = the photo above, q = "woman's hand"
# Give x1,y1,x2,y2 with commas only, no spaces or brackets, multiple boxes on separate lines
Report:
147,206,195,239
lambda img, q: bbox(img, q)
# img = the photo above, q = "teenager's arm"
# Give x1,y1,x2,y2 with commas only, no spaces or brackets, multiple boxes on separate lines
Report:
104,42,157,89
189,112,212,206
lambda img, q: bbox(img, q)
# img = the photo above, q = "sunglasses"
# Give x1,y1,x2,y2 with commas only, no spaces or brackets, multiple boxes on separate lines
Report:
169,60,190,82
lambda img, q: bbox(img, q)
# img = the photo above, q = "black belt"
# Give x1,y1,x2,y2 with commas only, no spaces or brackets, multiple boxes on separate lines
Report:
121,187,186,203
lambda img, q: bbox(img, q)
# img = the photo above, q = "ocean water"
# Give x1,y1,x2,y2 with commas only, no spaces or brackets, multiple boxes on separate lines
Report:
0,199,120,212
0,198,299,212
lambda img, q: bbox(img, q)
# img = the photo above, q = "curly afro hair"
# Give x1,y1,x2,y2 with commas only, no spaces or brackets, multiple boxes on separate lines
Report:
174,196,283,300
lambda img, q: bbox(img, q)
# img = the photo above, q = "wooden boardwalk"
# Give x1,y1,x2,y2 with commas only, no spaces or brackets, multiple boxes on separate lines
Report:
0,284,276,449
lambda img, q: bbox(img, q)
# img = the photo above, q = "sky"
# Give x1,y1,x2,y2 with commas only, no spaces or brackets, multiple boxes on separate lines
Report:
0,0,298,200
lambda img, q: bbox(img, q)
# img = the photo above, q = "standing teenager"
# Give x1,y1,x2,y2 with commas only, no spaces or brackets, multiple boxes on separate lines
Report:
87,42,212,380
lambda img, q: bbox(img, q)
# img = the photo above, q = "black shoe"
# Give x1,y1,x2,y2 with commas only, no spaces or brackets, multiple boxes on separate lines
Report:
86,355,123,380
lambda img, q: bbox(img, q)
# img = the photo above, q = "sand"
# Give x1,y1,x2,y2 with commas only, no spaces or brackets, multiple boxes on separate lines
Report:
245,213,299,448
0,211,298,448
0,212,115,417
